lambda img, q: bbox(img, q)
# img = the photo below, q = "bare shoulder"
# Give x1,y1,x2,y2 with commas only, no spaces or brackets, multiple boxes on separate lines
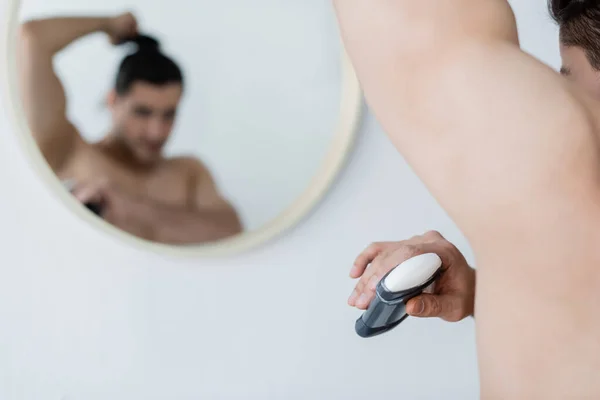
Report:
166,155,210,174
166,155,235,211
165,155,216,186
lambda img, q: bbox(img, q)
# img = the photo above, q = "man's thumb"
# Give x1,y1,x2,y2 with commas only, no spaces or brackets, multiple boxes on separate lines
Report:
406,294,446,318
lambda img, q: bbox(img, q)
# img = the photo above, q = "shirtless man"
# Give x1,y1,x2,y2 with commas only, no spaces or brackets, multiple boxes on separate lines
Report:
339,0,600,398
17,12,242,245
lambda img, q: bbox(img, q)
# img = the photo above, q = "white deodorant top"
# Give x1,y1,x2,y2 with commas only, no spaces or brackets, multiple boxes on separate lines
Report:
383,253,442,292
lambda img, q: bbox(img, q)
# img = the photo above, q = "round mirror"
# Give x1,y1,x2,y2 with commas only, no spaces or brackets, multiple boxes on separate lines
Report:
3,0,362,256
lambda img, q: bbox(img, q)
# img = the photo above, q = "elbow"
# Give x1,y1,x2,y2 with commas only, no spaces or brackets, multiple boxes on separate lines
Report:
227,211,243,236
18,21,45,52
214,210,243,240
18,20,55,54
18,21,40,43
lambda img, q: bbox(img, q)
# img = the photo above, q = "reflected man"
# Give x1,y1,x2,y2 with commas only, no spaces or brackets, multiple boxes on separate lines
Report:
17,11,242,244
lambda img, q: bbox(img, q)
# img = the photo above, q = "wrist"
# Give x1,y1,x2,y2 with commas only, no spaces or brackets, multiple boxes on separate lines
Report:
468,267,476,317
97,17,113,34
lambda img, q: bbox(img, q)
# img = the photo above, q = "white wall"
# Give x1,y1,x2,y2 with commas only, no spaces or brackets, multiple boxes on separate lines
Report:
18,0,343,231
0,1,559,399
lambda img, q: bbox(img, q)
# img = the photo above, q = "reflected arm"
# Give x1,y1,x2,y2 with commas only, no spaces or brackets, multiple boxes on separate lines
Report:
16,17,108,171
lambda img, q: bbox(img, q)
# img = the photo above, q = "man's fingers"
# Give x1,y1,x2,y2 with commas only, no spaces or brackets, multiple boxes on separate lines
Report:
347,289,359,306
348,254,390,307
354,290,375,310
348,269,375,305
406,294,460,320
349,238,449,310
351,242,386,278
423,230,444,241
72,185,103,204
350,243,417,306
406,294,442,317
71,181,111,210
352,260,398,309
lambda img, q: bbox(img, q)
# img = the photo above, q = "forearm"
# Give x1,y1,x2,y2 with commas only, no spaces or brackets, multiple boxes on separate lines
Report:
20,16,110,55
130,198,242,245
16,17,100,171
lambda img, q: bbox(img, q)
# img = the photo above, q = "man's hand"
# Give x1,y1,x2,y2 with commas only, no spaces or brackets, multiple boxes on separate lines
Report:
104,12,138,45
70,179,109,210
71,179,151,239
348,231,476,322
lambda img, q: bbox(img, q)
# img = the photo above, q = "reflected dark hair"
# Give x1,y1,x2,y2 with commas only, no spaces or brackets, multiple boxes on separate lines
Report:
548,0,600,69
114,34,184,95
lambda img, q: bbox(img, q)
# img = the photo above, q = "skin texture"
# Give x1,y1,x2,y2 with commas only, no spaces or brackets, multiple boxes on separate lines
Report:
334,0,600,398
17,13,242,244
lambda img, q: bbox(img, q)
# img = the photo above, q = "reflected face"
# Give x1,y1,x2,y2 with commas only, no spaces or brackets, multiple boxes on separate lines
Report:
109,81,183,163
559,44,600,99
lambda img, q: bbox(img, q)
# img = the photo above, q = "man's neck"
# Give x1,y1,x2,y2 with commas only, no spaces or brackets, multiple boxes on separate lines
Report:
97,133,160,172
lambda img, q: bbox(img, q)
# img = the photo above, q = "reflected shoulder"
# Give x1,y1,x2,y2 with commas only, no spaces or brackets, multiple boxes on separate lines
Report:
166,155,214,181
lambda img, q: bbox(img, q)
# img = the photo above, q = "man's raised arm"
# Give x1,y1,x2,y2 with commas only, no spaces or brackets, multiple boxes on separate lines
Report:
334,1,600,398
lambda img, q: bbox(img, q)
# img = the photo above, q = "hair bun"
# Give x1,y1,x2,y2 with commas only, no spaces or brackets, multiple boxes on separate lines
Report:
132,34,160,53
118,34,161,53
550,0,596,24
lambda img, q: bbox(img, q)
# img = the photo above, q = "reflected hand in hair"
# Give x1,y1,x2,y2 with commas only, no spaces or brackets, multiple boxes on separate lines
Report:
104,12,139,45
348,231,476,322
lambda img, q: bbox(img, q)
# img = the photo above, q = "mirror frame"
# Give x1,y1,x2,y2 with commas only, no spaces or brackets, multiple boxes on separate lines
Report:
0,0,363,257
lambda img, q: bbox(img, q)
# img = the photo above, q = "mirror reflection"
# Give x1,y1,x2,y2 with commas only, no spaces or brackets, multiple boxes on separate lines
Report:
16,2,345,245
